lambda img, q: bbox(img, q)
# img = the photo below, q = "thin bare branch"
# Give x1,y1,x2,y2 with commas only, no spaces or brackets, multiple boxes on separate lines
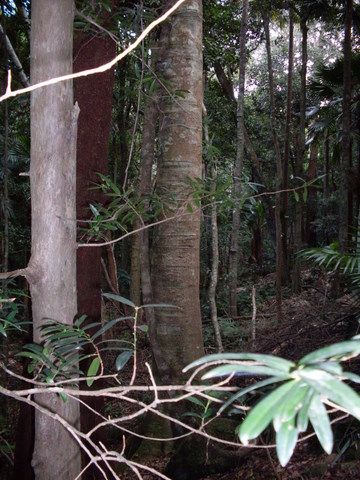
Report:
0,0,187,103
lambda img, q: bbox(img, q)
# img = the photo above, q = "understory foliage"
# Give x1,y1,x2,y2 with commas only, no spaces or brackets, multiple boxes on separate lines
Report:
185,340,360,466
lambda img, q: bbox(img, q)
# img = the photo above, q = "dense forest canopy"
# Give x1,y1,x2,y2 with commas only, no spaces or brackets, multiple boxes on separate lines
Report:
1,0,360,479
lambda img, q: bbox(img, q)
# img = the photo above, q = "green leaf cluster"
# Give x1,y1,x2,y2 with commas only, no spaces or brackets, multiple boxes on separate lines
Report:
184,338,360,466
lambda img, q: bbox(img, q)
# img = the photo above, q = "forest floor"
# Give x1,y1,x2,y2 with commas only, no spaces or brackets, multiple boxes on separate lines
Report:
119,268,360,480
2,269,360,479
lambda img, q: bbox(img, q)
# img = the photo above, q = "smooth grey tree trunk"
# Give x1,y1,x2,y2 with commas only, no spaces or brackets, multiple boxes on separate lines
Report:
151,0,204,384
29,1,81,478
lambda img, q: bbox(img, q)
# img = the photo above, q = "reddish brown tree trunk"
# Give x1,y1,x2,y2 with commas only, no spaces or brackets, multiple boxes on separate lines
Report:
74,30,115,479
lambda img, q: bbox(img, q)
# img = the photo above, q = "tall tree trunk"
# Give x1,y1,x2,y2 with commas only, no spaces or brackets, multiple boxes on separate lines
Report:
228,0,249,318
282,6,294,280
139,91,158,327
339,0,353,250
213,61,276,248
2,100,9,272
204,105,223,352
305,143,318,245
263,10,283,322
29,2,81,478
324,132,330,199
73,26,116,480
292,17,308,293
114,58,129,186
151,0,204,384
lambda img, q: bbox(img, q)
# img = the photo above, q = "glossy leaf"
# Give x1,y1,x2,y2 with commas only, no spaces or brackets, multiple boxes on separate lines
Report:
300,340,360,364
102,293,135,308
219,377,285,414
239,380,296,445
91,317,131,341
187,396,206,408
308,394,333,454
276,417,298,467
273,382,309,432
202,364,288,380
298,368,360,420
115,350,133,371
297,389,314,433
86,357,100,387
184,353,294,373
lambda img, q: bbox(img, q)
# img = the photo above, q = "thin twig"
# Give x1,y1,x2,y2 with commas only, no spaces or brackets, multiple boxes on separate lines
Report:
0,0,187,103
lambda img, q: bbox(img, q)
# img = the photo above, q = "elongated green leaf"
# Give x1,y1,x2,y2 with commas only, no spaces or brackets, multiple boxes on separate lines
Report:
187,396,205,408
202,364,287,380
16,351,46,363
115,350,133,371
297,389,314,433
276,417,298,467
56,341,88,356
74,315,87,327
16,348,54,369
219,377,285,414
22,343,44,353
273,382,309,432
342,371,360,383
300,340,360,364
86,357,101,386
239,380,296,445
82,322,103,331
319,362,343,375
102,293,135,308
89,203,100,216
91,317,131,341
184,353,294,373
308,394,333,454
181,412,203,420
298,368,360,420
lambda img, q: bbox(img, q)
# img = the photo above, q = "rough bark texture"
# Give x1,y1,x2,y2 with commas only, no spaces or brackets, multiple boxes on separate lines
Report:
263,10,283,322
29,1,81,478
228,0,249,319
151,0,204,384
339,0,353,250
73,28,115,480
